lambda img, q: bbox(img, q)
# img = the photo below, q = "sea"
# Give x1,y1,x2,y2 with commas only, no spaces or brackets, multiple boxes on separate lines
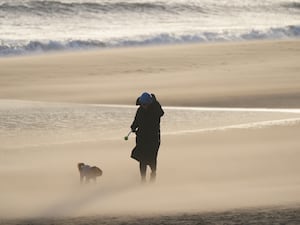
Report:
0,0,300,56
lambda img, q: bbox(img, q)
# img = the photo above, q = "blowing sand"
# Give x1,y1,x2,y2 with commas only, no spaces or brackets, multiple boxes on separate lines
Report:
1,40,300,107
0,40,300,224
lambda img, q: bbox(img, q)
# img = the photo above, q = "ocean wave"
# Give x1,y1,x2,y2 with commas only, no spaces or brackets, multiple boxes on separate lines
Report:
281,2,300,10
1,25,300,56
0,0,300,18
0,0,206,17
0,40,106,56
1,0,293,18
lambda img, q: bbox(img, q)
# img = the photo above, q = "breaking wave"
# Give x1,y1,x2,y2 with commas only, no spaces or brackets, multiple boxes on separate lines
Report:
1,25,300,56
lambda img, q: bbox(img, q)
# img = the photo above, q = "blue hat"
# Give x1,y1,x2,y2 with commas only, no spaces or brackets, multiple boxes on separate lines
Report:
139,92,153,105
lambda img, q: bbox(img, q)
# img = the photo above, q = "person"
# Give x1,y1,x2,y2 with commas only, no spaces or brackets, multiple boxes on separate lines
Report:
130,92,164,183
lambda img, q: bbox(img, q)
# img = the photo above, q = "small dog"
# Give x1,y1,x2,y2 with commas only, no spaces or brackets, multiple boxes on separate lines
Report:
77,162,103,184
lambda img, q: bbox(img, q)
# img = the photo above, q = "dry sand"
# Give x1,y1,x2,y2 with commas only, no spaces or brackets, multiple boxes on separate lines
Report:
0,40,300,224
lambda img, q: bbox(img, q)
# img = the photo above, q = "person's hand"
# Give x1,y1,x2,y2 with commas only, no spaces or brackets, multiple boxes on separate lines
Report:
151,93,156,101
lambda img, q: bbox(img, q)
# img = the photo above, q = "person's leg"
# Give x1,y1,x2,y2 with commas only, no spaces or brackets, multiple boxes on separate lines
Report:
139,162,147,182
149,159,157,182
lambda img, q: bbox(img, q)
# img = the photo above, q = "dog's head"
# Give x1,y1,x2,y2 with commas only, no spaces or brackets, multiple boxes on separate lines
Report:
77,162,85,171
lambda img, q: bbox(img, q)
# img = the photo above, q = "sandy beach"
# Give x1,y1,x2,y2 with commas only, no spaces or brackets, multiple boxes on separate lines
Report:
1,40,300,107
1,40,300,224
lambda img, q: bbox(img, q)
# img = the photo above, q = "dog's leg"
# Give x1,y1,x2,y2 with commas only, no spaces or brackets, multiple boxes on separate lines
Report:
80,173,84,184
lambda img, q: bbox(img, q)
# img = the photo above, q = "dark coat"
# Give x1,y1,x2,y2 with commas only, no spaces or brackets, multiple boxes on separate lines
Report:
130,94,164,164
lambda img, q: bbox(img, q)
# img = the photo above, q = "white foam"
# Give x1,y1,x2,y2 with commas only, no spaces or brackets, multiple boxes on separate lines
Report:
165,117,300,136
164,106,300,114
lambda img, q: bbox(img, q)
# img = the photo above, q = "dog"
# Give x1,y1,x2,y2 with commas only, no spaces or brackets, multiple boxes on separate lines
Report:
77,163,103,184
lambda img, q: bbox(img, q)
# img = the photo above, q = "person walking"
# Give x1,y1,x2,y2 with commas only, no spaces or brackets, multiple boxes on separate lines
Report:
130,92,164,183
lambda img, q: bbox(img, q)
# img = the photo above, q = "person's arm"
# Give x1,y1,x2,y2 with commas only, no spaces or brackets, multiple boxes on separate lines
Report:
151,93,164,117
157,102,164,117
131,108,141,132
